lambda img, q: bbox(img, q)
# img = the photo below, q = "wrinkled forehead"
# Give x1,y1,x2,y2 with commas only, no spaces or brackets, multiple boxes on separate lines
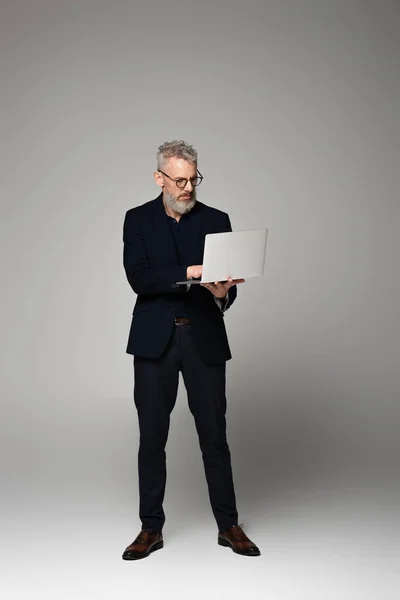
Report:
164,157,197,177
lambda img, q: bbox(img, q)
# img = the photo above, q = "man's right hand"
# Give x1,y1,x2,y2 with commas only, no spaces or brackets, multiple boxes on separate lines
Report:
187,265,203,279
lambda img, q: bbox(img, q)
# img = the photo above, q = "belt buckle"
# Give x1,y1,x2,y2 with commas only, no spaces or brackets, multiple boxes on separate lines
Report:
175,317,190,326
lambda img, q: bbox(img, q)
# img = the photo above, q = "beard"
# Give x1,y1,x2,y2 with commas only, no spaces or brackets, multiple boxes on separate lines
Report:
163,188,197,215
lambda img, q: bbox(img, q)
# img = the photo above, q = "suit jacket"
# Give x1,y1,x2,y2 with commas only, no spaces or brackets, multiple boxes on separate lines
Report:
123,193,237,365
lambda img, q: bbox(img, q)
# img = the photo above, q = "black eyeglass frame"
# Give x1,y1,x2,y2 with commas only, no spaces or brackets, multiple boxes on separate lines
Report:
158,169,203,189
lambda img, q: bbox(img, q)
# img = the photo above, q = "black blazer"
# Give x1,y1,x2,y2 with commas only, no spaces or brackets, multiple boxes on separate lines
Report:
123,193,237,365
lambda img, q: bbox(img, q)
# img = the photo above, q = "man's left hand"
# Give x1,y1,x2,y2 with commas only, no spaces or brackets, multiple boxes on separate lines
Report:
200,277,245,299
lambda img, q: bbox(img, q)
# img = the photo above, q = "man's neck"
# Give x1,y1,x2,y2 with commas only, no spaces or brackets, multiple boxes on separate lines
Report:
163,200,182,222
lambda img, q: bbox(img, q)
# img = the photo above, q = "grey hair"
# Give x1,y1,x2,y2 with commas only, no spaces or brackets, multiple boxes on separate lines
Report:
157,140,197,170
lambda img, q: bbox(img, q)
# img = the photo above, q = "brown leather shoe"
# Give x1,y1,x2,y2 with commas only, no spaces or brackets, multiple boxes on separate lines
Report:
218,524,261,556
122,530,163,560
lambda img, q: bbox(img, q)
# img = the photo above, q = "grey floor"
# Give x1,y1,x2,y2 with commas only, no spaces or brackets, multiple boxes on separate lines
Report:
2,383,399,600
2,478,398,600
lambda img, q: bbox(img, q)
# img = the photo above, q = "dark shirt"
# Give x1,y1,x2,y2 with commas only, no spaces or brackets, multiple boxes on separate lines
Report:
167,211,192,318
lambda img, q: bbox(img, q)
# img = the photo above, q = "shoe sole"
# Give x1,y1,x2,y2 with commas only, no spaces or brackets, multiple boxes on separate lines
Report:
218,538,261,556
122,540,164,560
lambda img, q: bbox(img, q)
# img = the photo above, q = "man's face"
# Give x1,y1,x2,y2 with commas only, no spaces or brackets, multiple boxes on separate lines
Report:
157,157,197,215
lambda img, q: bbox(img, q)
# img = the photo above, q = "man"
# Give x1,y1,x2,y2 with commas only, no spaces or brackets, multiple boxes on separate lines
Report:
122,140,260,559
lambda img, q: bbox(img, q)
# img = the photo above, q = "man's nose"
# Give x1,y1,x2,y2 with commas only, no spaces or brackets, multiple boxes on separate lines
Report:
184,179,193,192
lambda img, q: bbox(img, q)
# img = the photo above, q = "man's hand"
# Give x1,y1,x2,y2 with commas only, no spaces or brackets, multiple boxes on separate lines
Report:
187,265,203,279
201,277,245,299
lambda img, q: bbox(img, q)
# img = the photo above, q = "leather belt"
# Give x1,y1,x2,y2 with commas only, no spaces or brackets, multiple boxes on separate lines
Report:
175,317,191,325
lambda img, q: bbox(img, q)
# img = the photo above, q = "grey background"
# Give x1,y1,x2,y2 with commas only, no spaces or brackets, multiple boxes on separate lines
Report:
1,1,399,598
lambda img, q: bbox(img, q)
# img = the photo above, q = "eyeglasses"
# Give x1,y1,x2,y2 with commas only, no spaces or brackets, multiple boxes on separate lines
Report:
159,169,203,189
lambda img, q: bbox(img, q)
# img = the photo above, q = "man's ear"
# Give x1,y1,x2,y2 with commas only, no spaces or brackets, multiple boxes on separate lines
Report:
154,171,164,189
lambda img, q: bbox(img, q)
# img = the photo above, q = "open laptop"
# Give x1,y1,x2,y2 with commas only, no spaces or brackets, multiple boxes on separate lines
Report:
175,228,268,285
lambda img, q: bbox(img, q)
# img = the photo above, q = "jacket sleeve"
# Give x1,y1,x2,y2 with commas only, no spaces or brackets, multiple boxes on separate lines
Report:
123,210,188,295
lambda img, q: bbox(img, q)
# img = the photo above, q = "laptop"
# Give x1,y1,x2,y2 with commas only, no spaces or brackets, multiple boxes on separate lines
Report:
175,228,268,285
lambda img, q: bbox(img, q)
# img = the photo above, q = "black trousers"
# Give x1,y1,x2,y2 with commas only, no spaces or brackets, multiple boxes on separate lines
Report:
133,322,238,532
